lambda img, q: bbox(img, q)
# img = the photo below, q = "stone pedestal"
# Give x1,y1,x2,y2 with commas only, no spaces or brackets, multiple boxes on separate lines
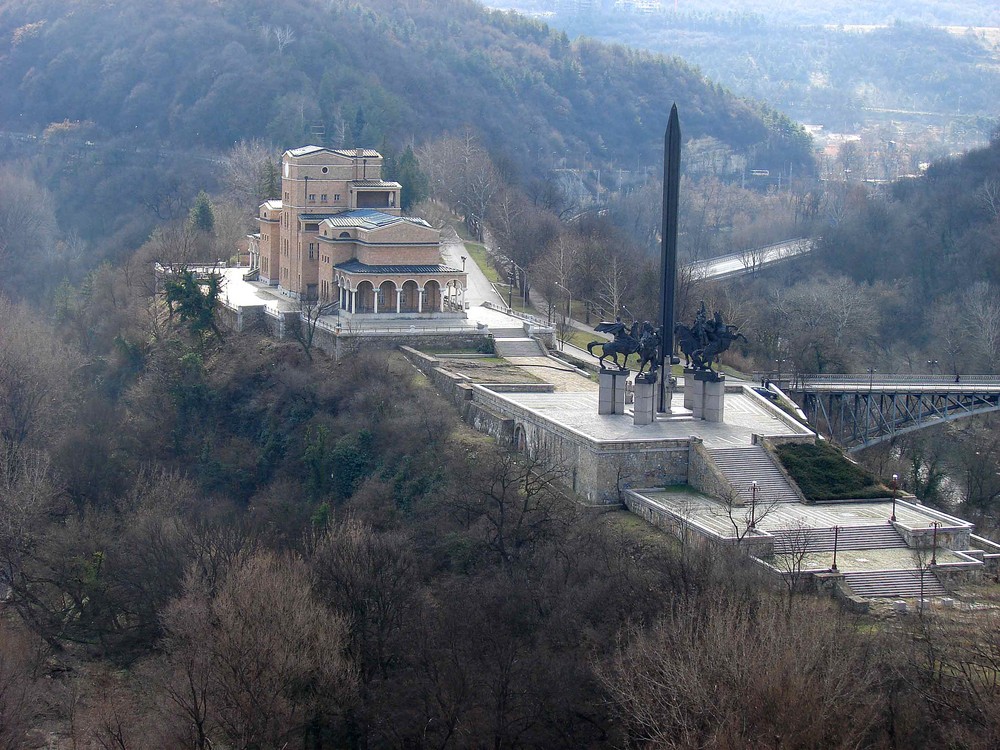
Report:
687,370,726,422
633,376,656,425
598,369,630,415
703,375,726,423
683,368,697,410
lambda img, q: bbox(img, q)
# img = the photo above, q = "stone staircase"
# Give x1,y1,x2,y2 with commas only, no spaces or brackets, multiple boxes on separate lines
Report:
708,446,801,505
842,569,946,598
492,327,547,358
771,524,905,555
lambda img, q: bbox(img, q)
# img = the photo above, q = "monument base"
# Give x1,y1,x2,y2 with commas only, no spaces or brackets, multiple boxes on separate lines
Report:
633,377,656,425
598,368,630,415
685,370,726,422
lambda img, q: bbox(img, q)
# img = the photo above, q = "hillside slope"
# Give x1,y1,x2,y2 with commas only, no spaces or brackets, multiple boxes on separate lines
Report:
0,0,812,173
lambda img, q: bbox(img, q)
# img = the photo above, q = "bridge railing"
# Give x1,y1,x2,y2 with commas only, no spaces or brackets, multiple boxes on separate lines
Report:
791,374,998,387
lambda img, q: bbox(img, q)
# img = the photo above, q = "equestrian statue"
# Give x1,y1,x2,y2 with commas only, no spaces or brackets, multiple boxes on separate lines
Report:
674,301,746,372
587,315,662,378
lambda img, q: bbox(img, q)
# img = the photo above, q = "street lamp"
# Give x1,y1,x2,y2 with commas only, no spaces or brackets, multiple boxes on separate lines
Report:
749,481,758,529
927,359,938,376
554,281,572,320
554,281,572,350
460,255,466,271
930,522,939,566
867,366,877,390
831,525,839,572
890,473,898,523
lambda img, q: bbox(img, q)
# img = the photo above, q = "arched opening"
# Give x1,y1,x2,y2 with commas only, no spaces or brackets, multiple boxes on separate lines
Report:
378,280,397,314
513,424,527,453
356,281,375,313
423,280,442,312
400,280,420,313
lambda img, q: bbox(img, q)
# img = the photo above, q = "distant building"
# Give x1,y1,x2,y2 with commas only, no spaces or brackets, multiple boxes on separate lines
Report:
249,146,467,318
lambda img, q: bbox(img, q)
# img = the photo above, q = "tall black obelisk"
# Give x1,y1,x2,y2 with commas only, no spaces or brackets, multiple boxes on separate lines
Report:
658,104,681,413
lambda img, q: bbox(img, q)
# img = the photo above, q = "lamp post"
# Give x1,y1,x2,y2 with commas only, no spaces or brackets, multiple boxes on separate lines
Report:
460,255,466,271
554,281,572,350
831,525,839,572
890,473,898,523
749,481,758,530
554,281,572,320
507,267,514,311
930,522,939,566
867,366,877,390
926,359,938,376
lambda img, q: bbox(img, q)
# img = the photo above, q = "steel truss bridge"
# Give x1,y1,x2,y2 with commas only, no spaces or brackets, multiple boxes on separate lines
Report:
784,375,1000,452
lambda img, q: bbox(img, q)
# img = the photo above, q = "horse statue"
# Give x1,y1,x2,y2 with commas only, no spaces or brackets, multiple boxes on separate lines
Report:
674,322,700,368
675,303,747,372
635,322,661,379
587,320,640,371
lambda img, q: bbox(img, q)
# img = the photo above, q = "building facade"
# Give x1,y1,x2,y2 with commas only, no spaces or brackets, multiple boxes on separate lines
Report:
249,146,467,318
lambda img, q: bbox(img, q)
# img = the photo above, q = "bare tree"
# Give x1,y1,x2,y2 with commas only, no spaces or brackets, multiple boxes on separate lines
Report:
963,280,1000,373
598,595,882,749
418,131,501,240
160,551,355,749
223,139,280,212
978,179,1000,221
771,520,817,605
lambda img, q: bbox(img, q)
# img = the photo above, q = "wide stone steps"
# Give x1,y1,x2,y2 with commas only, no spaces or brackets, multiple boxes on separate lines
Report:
842,569,946,599
771,524,905,554
708,446,801,505
494,336,547,358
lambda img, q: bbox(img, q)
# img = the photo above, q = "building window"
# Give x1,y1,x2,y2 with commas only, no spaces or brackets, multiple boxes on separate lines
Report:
334,194,341,201
284,192,289,201
321,167,329,174
308,194,316,202
309,243,315,260
321,194,328,202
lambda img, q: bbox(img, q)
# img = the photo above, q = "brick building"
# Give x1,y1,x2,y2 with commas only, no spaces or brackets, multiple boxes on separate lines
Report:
249,146,467,318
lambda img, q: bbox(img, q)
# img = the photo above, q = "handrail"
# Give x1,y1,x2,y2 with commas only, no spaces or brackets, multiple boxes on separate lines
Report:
482,300,553,329
314,318,483,335
757,372,1000,388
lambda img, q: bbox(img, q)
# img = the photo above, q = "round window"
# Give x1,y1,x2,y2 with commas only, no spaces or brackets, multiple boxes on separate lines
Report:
321,167,329,174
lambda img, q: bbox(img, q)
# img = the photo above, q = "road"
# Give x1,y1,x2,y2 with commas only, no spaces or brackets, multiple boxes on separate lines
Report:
689,238,812,281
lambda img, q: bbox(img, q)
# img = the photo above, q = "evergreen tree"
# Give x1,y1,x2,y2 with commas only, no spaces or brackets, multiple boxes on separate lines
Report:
188,191,215,234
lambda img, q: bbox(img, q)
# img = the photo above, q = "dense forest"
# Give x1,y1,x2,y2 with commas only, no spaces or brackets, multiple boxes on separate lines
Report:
0,0,811,170
0,0,813,289
3,0,1000,744
2,272,1000,747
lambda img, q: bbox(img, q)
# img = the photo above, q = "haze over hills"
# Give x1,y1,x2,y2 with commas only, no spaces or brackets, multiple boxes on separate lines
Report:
497,1,1000,163
0,0,811,176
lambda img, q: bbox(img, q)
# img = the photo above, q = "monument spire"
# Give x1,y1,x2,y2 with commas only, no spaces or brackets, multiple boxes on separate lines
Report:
658,104,681,413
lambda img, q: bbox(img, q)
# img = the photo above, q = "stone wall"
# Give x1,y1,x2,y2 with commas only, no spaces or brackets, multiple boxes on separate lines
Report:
470,386,689,505
687,438,734,502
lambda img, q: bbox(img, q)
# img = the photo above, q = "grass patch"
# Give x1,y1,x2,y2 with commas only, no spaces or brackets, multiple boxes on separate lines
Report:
776,441,887,502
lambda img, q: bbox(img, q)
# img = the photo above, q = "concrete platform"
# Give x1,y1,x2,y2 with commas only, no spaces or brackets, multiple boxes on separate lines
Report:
487,388,810,447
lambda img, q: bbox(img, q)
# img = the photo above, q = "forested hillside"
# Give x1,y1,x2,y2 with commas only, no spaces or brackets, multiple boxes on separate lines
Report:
0,0,811,174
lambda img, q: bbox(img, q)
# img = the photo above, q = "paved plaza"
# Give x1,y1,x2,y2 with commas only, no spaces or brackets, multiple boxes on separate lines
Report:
488,388,810,446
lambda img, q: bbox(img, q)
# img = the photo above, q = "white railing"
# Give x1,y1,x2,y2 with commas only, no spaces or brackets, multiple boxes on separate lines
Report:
314,318,483,335
482,300,553,329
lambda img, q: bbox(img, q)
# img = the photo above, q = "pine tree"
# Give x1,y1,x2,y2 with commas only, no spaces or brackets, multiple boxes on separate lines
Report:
188,191,215,234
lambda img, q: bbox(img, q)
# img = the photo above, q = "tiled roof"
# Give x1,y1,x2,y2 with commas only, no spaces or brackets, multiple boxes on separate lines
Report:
321,209,431,230
299,213,342,221
286,146,382,159
352,179,401,188
335,260,463,275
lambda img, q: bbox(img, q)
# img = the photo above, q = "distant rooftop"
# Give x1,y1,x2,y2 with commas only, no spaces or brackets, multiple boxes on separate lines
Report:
321,209,432,231
286,145,382,159
334,260,463,275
